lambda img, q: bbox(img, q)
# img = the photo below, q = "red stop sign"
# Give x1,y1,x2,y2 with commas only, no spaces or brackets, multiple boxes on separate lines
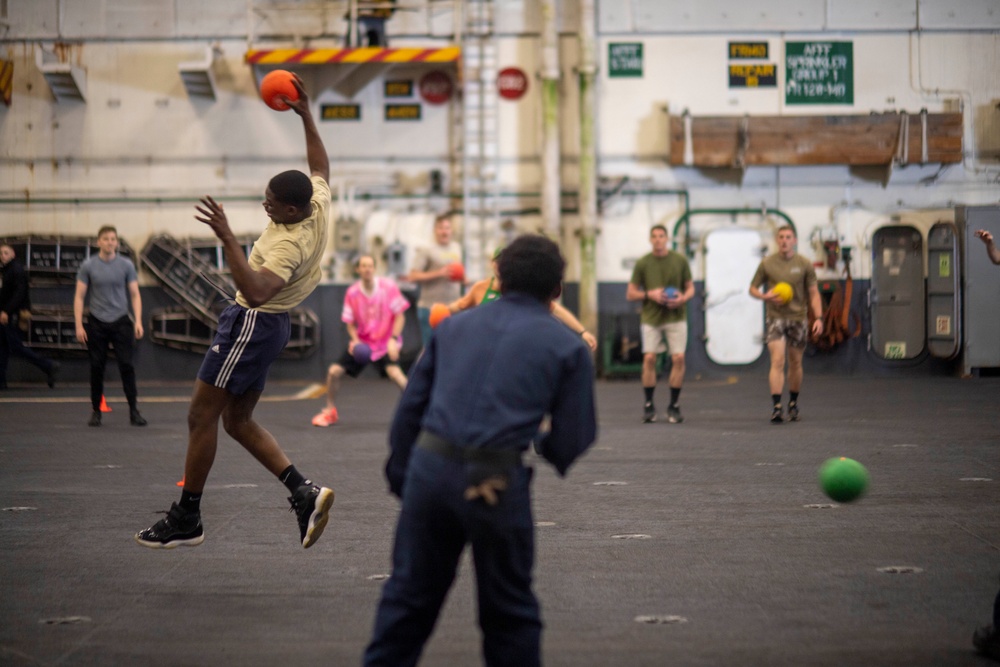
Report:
419,71,453,105
497,67,528,100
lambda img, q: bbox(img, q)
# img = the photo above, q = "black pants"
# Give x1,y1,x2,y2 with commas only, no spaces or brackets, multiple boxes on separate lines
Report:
0,315,55,387
86,315,138,411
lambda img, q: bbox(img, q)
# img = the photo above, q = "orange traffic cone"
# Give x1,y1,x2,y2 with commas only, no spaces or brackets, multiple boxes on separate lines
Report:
176,476,185,487
99,395,112,412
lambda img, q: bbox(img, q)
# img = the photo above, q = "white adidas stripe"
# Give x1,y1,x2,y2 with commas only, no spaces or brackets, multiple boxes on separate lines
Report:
215,309,258,388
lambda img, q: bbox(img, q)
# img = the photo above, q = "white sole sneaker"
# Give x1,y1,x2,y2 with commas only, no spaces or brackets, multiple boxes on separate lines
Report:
302,487,335,548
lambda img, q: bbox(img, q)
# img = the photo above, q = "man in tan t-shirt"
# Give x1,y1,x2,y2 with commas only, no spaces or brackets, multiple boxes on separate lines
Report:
749,225,823,424
136,75,336,551
407,214,463,346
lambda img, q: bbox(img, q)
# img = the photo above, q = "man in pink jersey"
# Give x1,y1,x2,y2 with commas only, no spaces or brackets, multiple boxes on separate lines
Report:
313,255,409,426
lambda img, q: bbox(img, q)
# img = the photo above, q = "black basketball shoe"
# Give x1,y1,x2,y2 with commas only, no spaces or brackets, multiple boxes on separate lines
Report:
289,484,335,548
135,502,204,549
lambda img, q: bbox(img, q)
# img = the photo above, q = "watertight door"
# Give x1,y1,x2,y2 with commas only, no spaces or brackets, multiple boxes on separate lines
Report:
704,227,765,365
959,206,1000,374
870,225,925,360
926,222,960,359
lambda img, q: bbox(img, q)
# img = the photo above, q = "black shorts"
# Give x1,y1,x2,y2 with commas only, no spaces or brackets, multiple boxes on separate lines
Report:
338,349,399,378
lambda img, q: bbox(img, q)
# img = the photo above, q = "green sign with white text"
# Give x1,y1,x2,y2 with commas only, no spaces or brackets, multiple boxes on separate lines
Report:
785,41,853,105
608,43,643,78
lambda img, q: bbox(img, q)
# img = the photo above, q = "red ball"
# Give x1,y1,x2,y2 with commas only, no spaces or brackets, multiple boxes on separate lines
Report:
447,263,465,282
260,70,300,111
429,303,451,328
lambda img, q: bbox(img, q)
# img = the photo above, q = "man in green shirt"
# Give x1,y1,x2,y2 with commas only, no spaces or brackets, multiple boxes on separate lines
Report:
626,225,694,424
749,225,824,424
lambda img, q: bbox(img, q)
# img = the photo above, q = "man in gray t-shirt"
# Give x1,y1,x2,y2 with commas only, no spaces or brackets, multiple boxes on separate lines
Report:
406,214,463,346
74,225,146,427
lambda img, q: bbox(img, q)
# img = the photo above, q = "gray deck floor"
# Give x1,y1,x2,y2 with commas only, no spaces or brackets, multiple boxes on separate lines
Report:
1,373,998,666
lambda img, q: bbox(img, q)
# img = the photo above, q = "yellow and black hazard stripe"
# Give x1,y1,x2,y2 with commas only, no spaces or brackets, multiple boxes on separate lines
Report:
0,59,13,107
245,46,460,65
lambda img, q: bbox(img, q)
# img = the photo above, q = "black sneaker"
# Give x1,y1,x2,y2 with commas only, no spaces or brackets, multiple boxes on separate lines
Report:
642,401,656,423
130,408,148,426
770,406,784,424
973,624,1000,660
666,405,683,424
289,484,335,548
135,502,204,549
787,403,800,422
88,411,102,427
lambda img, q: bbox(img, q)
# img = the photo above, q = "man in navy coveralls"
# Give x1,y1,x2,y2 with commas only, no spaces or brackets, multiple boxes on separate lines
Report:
364,234,598,667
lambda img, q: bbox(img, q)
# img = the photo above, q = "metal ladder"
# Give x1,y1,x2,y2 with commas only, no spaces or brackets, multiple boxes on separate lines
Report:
456,0,501,280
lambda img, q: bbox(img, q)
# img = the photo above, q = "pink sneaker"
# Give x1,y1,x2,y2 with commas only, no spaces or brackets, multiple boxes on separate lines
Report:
311,407,339,427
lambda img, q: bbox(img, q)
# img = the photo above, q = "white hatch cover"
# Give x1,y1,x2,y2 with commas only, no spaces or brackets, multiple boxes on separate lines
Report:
704,228,765,365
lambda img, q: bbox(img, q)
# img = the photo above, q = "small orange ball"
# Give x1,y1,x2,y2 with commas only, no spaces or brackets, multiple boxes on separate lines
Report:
260,70,300,111
429,303,452,329
446,263,465,282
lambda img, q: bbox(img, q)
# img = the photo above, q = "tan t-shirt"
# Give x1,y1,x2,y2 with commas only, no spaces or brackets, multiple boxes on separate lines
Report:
750,252,817,320
413,240,462,308
236,175,331,313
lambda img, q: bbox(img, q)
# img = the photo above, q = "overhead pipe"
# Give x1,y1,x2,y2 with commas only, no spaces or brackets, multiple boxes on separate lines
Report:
0,186,690,206
672,208,797,257
539,0,561,238
909,29,998,177
576,0,598,338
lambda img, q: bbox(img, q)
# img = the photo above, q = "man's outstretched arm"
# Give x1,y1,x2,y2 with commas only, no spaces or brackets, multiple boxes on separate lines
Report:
285,77,329,183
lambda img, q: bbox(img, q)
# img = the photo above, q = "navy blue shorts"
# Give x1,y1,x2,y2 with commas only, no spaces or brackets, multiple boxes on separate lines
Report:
197,304,290,395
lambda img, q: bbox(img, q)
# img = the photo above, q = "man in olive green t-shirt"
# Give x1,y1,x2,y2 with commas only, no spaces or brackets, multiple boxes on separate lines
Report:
626,224,694,424
749,225,823,424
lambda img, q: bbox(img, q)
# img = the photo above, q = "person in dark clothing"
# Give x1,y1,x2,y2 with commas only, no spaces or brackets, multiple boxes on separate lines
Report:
363,234,598,667
973,579,1000,661
347,0,396,47
0,244,58,389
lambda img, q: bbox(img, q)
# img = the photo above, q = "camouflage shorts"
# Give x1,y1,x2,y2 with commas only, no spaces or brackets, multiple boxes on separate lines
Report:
765,318,808,349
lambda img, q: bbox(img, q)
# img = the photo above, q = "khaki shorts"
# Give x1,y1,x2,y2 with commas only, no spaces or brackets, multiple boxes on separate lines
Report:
641,321,688,356
766,318,808,349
